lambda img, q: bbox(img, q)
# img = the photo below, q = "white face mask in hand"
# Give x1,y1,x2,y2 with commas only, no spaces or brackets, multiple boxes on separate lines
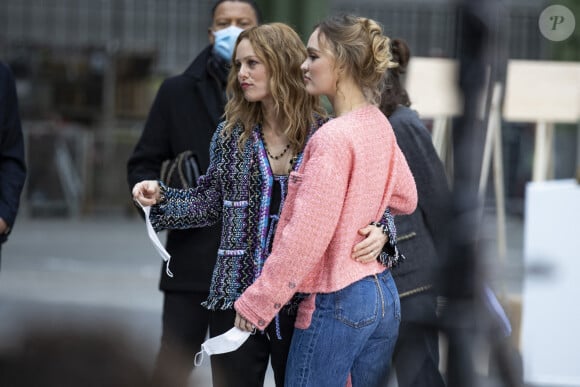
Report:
194,327,252,366
134,200,173,277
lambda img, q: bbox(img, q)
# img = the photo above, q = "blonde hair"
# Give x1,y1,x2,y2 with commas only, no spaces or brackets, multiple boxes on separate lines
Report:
315,14,397,105
223,23,326,151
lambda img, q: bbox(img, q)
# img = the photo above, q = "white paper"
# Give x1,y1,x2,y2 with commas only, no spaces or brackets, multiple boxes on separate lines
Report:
135,201,173,277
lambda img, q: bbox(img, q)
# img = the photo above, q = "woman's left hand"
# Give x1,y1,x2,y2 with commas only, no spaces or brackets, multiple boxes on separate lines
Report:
234,311,256,332
352,224,388,263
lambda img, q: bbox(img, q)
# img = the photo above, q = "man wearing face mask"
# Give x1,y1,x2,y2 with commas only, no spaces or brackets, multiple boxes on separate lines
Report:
126,2,261,386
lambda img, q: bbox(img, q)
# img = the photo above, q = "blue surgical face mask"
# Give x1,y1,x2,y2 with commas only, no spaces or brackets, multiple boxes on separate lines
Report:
212,25,244,61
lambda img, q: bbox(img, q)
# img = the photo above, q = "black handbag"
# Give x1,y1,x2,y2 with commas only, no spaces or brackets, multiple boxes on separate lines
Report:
159,150,201,189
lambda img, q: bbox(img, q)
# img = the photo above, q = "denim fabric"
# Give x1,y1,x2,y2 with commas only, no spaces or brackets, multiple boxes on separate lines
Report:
285,270,401,387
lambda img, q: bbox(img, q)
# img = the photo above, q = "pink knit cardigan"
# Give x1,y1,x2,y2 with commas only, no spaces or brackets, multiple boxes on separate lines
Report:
234,105,417,329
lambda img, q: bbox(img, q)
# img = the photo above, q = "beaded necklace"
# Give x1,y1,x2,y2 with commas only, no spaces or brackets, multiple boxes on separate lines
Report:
260,131,291,160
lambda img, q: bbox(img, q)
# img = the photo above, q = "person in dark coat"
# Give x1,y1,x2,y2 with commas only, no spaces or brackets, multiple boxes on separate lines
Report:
126,1,261,386
0,61,27,266
379,39,451,387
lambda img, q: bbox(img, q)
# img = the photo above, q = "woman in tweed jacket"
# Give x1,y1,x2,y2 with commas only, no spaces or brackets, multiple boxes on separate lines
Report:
133,23,397,387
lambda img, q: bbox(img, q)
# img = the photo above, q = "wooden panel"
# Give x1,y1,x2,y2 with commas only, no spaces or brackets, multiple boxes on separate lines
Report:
405,57,463,118
503,60,580,123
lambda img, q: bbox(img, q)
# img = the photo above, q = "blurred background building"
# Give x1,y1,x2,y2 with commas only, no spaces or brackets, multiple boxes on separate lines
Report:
1,0,577,217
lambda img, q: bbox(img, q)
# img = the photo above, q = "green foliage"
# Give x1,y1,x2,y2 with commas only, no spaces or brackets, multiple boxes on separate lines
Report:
254,0,328,41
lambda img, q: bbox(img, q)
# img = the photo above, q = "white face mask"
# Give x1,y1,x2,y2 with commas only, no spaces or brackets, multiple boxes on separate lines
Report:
194,327,252,366
135,201,173,277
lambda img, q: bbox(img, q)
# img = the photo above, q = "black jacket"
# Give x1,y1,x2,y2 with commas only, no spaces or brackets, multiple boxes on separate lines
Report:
0,62,26,245
389,106,451,297
127,46,224,292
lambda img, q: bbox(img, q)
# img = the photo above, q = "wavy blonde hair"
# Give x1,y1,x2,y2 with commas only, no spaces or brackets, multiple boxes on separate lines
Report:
223,23,326,151
315,14,397,106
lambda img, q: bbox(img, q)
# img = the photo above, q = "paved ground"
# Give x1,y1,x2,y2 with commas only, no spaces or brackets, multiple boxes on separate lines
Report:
0,214,273,386
0,209,526,386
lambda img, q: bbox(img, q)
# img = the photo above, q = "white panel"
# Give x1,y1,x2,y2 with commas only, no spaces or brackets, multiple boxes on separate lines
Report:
522,179,580,385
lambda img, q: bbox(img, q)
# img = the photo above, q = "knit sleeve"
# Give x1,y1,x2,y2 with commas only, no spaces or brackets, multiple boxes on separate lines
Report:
149,126,224,231
388,142,418,215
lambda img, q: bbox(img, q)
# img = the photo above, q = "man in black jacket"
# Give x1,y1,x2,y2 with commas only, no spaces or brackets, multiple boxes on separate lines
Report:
126,2,260,386
0,61,27,267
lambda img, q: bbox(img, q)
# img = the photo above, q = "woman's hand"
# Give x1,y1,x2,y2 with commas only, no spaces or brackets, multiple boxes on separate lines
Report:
132,180,161,207
234,312,256,332
352,224,388,263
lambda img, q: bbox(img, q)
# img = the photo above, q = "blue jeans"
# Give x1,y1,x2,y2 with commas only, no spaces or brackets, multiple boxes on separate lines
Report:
285,270,401,387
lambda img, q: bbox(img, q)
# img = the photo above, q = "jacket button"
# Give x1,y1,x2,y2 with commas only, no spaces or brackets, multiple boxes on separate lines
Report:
274,303,281,309
288,282,296,289
258,319,266,327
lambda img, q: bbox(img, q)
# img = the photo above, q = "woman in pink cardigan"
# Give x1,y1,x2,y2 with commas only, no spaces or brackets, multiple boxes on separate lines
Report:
234,14,417,386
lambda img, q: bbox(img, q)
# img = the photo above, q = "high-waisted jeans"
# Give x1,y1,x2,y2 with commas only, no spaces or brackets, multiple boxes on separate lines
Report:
285,270,401,387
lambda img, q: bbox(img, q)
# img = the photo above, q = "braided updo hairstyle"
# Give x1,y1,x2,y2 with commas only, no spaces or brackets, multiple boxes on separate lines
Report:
315,14,398,106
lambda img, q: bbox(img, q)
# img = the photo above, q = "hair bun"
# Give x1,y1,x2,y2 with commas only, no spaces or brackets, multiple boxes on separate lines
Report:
391,38,410,74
